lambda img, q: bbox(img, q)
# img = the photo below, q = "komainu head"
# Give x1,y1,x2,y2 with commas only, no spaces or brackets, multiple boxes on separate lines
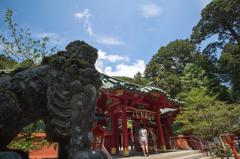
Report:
41,40,98,70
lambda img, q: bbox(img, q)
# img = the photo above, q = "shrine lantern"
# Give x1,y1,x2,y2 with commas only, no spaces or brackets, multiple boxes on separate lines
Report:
92,124,111,150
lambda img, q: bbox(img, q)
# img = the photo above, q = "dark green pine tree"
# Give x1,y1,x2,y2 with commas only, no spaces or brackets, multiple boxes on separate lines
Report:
218,43,240,103
191,0,240,56
144,39,198,98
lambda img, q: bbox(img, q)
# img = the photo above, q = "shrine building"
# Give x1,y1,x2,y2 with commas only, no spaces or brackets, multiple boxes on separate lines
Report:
96,74,184,156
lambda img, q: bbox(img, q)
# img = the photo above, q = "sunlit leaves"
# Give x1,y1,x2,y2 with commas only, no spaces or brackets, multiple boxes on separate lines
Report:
175,88,240,139
0,8,57,68
7,121,57,152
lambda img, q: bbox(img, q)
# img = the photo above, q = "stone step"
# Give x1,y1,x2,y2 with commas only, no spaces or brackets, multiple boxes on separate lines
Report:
146,150,202,159
171,153,205,159
198,157,213,159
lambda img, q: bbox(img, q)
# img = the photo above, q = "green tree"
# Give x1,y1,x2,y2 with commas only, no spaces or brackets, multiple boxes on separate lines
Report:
132,71,151,86
175,88,240,139
145,39,197,78
191,0,240,56
179,64,231,102
157,72,181,98
218,43,240,103
0,54,18,69
0,8,57,67
113,76,134,83
8,121,57,154
144,60,163,80
180,65,209,93
144,39,197,97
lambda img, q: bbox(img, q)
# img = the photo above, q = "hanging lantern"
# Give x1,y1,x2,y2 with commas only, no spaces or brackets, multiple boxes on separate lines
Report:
147,113,150,120
152,114,155,120
141,112,143,118
145,112,147,119
133,111,135,117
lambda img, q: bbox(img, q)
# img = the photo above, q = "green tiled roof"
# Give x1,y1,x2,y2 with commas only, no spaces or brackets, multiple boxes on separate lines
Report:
101,74,184,105
160,108,178,115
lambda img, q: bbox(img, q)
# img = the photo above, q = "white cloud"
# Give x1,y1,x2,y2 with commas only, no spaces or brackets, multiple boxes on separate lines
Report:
96,36,125,45
98,49,129,62
87,24,93,36
103,60,146,78
32,32,58,38
138,3,163,18
75,9,125,45
75,9,93,36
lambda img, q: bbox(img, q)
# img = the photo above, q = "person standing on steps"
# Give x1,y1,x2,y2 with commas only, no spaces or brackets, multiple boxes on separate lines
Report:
138,124,149,157
119,132,122,150
128,128,134,155
146,125,158,154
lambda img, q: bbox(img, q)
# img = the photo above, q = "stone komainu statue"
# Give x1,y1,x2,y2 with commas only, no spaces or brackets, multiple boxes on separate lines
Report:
0,40,107,159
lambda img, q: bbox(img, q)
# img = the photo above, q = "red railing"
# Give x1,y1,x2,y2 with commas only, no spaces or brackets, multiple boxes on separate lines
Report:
169,135,231,159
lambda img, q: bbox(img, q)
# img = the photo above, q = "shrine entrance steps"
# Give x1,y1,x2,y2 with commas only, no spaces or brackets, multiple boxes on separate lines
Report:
111,150,213,159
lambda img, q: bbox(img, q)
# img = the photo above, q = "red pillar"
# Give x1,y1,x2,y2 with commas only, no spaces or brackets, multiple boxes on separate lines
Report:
115,115,119,154
143,119,146,129
122,107,129,156
156,113,166,152
111,114,116,155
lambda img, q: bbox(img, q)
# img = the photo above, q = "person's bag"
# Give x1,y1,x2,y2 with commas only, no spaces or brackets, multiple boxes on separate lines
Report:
128,134,131,141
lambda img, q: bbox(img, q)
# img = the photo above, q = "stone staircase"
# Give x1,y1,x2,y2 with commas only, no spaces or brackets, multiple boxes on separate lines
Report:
147,150,213,159
112,150,213,159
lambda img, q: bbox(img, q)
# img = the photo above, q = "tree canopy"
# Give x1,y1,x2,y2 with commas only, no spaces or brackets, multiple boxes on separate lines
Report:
191,0,240,56
175,88,240,139
0,54,18,70
145,39,197,78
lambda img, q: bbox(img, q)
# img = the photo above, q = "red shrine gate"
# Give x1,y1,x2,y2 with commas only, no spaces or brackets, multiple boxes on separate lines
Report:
96,74,184,156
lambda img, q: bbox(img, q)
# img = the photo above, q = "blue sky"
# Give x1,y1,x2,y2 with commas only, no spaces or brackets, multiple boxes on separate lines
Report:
0,0,215,77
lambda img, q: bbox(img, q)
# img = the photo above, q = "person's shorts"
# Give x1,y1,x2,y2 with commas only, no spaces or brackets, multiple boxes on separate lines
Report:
128,140,133,146
140,140,148,148
149,139,155,147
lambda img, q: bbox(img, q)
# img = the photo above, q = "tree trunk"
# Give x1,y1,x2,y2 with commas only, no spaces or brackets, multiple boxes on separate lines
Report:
226,22,240,47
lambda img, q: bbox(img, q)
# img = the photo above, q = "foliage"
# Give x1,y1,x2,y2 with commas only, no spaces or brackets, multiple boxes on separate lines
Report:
157,72,181,98
218,43,240,103
0,54,18,69
113,73,150,86
179,64,231,101
145,39,197,79
7,121,57,152
144,39,198,98
191,0,240,56
133,71,151,86
113,76,134,83
118,121,132,134
0,8,57,68
214,142,233,157
175,88,240,139
180,65,209,93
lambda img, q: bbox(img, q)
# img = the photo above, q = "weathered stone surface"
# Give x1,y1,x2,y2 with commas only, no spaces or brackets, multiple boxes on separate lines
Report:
0,151,22,159
0,40,106,159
